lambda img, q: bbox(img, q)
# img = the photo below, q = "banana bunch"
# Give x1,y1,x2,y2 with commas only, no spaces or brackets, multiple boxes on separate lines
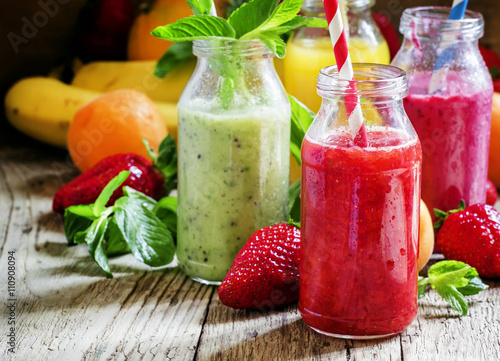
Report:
4,60,190,147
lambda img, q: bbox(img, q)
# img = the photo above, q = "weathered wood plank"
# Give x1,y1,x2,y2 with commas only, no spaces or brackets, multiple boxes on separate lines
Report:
0,148,211,361
402,282,500,361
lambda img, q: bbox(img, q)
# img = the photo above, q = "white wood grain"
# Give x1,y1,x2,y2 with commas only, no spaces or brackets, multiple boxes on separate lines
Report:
0,146,499,361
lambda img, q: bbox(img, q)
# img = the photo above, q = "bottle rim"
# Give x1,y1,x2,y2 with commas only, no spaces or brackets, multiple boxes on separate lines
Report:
399,6,484,41
317,63,408,99
302,0,374,10
193,39,273,58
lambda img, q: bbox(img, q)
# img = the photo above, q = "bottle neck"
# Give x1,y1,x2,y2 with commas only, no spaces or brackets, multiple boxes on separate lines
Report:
400,6,484,43
302,0,374,17
193,39,273,60
317,64,408,104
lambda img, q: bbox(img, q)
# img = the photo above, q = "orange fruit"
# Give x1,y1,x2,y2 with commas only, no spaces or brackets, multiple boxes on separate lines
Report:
418,199,435,271
68,89,167,172
488,92,500,187
127,0,193,61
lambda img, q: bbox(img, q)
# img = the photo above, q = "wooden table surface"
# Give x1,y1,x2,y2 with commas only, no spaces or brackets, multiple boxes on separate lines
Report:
1,135,500,361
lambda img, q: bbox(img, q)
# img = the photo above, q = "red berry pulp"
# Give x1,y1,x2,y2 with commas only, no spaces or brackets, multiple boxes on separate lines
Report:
299,129,421,338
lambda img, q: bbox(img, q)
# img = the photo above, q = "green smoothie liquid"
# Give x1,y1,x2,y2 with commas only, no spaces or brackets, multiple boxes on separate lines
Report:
177,106,290,283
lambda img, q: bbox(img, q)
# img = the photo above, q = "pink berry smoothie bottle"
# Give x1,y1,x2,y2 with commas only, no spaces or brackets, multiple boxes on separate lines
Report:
299,64,422,339
392,7,493,220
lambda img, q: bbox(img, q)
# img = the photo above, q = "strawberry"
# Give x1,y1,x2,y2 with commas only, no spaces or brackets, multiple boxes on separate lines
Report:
218,223,301,310
436,202,500,278
52,154,164,214
486,179,498,206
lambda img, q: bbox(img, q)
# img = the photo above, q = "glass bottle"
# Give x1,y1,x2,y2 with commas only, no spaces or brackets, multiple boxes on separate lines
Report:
299,64,422,338
177,39,291,285
284,0,390,113
391,7,493,219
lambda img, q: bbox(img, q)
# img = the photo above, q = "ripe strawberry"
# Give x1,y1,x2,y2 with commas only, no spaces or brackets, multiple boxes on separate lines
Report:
218,223,301,310
436,202,500,278
53,154,164,214
486,179,498,206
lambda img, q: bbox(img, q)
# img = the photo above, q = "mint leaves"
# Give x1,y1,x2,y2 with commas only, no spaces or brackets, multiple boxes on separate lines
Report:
152,15,236,42
187,0,215,15
64,171,176,278
418,260,489,316
288,95,315,224
154,42,194,78
145,135,178,195
151,0,327,59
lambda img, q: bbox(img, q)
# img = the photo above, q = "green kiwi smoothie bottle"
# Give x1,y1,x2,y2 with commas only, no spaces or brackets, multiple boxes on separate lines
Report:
177,39,290,285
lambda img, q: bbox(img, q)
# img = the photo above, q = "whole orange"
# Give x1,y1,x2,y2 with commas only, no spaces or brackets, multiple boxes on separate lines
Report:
488,92,500,187
127,0,193,61
68,89,167,172
418,199,435,271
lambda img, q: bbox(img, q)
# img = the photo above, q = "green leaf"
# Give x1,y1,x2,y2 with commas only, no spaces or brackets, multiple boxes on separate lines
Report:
187,0,214,15
155,135,178,194
151,16,236,42
272,16,328,35
154,197,178,238
419,260,488,316
123,187,156,211
93,171,131,216
434,285,468,316
64,205,95,244
228,0,279,38
289,95,315,165
256,31,286,58
154,42,194,79
240,0,303,40
418,276,429,299
457,276,489,296
105,217,131,257
428,260,471,278
114,197,176,267
85,216,112,278
288,179,301,224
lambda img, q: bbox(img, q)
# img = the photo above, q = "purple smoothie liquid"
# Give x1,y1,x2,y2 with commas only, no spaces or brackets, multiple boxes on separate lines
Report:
403,72,492,217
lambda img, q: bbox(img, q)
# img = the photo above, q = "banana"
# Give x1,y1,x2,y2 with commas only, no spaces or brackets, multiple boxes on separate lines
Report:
5,77,179,147
72,60,195,103
5,77,100,147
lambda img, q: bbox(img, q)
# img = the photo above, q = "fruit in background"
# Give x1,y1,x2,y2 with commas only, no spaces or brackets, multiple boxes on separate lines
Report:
127,0,192,60
372,12,401,60
72,60,195,103
4,77,178,147
489,93,500,188
218,223,301,310
479,45,500,92
77,0,135,62
5,77,100,147
67,89,167,172
436,203,500,278
53,154,164,214
418,200,434,271
486,179,498,206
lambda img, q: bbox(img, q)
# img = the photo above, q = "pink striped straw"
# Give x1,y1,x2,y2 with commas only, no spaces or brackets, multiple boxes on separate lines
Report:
323,0,367,147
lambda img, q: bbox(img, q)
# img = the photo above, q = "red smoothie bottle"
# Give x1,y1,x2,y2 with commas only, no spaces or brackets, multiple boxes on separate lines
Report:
392,7,493,219
299,64,422,339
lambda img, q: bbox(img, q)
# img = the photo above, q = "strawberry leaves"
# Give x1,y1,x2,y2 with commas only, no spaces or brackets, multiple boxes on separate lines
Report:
418,260,489,316
63,171,177,277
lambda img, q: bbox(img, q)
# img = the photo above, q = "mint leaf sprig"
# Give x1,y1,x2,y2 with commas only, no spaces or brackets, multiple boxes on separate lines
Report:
418,260,489,316
64,171,177,278
151,0,327,59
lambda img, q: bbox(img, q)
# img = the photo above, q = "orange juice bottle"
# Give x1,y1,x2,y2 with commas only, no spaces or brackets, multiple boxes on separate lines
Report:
285,0,390,181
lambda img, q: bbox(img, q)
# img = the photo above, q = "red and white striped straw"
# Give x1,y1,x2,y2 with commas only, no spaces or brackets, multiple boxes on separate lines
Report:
323,0,367,146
